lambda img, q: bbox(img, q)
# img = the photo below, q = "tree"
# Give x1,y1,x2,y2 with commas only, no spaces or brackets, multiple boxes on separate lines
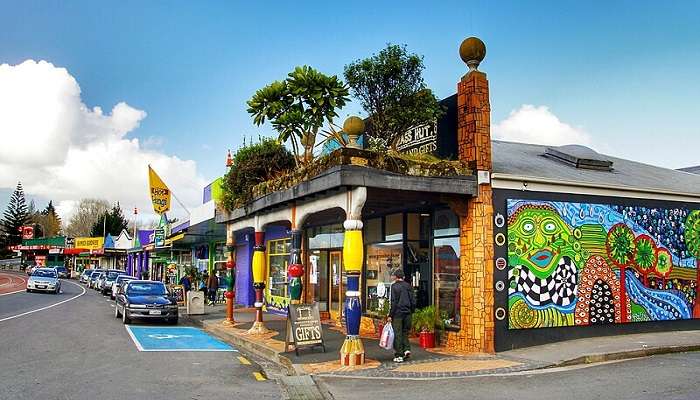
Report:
30,201,62,237
634,234,657,287
1,182,29,246
89,202,129,237
654,247,673,289
221,137,295,210
606,223,635,323
247,66,349,164
344,44,443,151
63,199,110,238
683,210,700,318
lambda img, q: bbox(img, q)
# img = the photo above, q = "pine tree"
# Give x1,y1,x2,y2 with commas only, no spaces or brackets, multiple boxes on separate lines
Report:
2,182,29,246
89,202,128,237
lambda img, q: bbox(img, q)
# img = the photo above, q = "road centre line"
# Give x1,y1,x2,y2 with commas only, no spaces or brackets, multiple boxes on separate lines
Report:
0,279,86,322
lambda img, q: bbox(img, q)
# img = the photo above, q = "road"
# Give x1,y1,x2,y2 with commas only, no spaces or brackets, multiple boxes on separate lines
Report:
318,351,700,400
0,271,27,296
0,275,281,400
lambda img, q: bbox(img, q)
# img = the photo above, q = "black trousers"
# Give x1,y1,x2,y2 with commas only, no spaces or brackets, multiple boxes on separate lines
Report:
391,314,412,358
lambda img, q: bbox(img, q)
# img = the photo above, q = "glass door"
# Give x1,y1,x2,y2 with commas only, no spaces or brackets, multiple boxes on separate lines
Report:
329,251,343,322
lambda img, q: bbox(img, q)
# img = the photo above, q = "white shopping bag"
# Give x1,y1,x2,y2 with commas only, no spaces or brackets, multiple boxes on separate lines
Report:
379,323,394,350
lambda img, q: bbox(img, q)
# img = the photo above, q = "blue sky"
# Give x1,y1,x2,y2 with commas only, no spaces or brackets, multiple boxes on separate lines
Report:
1,1,699,216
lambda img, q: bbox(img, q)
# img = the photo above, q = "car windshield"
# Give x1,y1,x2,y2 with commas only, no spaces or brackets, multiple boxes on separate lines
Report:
117,276,135,283
90,272,100,278
127,283,166,296
106,272,120,279
56,267,67,271
33,270,57,278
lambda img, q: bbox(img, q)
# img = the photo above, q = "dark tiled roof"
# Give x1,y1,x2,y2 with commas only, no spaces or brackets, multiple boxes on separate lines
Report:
492,140,700,196
677,165,700,174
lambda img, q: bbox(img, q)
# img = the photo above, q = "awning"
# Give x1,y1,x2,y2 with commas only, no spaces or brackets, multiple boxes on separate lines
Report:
62,248,88,255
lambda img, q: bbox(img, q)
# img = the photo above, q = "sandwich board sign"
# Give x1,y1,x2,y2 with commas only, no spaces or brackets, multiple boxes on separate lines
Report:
285,303,326,355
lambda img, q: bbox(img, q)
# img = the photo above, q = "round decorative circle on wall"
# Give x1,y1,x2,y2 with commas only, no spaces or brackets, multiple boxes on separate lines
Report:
494,213,505,228
496,257,507,270
495,280,505,291
495,307,506,321
495,232,506,246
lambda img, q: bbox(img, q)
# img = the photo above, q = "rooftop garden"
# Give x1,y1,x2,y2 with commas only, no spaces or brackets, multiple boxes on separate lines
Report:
221,45,470,212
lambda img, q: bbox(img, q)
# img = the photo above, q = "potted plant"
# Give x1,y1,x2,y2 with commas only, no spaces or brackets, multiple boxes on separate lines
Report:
374,299,391,336
413,305,444,348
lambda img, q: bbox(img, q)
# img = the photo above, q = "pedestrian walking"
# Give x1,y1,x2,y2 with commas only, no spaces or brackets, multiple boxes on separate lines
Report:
179,274,191,294
387,268,416,363
207,271,219,305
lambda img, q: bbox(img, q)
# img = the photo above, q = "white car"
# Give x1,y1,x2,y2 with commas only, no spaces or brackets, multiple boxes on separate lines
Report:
26,268,61,294
111,275,136,300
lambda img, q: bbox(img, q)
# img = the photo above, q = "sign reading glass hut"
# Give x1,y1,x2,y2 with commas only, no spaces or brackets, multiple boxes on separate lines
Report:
394,94,458,159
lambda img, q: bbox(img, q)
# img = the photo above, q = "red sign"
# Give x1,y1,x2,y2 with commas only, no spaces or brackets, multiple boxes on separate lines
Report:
21,226,34,240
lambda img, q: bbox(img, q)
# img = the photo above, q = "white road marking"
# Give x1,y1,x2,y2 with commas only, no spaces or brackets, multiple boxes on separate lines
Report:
0,280,86,323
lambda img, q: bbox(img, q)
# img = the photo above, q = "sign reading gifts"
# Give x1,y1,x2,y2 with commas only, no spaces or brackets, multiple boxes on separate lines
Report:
148,165,171,215
75,237,104,250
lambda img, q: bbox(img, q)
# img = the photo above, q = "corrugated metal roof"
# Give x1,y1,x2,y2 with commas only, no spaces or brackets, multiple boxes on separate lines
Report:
492,140,700,196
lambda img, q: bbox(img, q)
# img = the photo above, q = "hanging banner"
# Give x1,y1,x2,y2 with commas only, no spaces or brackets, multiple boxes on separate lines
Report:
148,165,171,214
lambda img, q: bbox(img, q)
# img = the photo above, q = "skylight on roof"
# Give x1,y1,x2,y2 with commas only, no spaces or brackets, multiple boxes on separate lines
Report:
544,145,613,171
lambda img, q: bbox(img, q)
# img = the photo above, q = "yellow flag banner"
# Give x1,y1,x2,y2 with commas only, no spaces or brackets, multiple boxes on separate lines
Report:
148,165,171,214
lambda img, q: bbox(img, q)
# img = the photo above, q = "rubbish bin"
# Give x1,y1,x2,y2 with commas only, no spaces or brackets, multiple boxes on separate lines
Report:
186,290,205,315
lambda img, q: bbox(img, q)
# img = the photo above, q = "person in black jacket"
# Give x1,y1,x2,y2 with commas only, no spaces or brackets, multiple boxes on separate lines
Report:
387,268,415,363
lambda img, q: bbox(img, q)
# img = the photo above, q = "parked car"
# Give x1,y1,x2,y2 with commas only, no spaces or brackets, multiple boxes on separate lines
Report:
55,266,69,279
111,275,136,300
26,268,61,294
115,280,178,325
100,270,125,295
79,270,93,284
88,270,106,289
94,272,108,290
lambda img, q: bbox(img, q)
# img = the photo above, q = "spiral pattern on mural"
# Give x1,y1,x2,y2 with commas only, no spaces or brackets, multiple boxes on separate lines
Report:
509,298,574,329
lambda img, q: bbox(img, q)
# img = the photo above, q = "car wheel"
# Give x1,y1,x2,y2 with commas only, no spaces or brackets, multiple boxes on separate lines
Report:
26,289,30,293
169,318,178,325
122,308,130,324
114,304,120,318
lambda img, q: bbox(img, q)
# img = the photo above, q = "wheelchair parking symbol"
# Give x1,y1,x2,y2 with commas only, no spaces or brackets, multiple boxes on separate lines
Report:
126,326,236,352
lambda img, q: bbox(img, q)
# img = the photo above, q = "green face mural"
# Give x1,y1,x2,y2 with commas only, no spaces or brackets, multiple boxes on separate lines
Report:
508,205,582,279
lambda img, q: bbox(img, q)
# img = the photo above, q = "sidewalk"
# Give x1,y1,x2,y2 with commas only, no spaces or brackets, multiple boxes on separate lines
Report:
181,305,700,380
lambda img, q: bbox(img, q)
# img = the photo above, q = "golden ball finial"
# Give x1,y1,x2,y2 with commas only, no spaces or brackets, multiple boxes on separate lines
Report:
343,116,365,136
459,37,486,71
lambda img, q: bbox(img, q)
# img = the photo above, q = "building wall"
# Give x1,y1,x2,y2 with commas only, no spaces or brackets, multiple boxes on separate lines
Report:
493,189,700,350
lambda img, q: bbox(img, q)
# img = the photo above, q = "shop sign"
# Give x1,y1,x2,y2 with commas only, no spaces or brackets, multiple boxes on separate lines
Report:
154,229,166,248
395,121,438,155
75,237,104,250
48,248,62,254
148,165,171,215
170,285,185,305
285,303,326,355
20,226,34,240
65,237,75,248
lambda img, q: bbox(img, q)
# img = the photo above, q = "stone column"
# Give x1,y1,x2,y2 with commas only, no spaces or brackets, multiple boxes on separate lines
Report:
448,37,495,353
248,231,268,334
288,229,304,303
340,219,365,366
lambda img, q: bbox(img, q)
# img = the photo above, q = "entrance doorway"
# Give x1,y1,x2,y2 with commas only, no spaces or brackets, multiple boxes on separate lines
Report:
311,249,344,321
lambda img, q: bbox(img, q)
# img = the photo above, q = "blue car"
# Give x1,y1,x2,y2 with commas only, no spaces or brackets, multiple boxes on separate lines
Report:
114,281,178,325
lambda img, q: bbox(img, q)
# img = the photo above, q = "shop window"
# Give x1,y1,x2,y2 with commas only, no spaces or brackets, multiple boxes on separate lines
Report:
307,223,344,249
267,238,291,310
364,218,382,244
434,209,460,237
213,243,227,272
434,236,460,329
365,242,403,315
407,213,431,241
385,213,403,241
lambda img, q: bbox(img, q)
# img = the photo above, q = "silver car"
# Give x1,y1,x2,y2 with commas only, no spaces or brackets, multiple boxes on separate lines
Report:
26,268,61,294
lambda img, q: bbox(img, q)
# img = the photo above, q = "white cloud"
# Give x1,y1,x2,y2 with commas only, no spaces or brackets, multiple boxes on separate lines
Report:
493,104,593,147
0,60,206,224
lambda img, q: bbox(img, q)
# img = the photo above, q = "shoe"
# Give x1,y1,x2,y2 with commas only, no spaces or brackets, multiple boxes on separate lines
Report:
404,351,411,360
392,356,404,363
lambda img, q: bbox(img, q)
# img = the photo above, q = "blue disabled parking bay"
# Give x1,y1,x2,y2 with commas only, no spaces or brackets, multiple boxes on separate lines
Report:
125,326,237,352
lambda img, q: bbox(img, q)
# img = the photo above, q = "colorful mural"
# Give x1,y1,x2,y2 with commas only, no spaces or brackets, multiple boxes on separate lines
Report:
506,199,700,329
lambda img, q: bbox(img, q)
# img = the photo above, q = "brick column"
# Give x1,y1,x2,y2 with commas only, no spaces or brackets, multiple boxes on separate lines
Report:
447,37,495,353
